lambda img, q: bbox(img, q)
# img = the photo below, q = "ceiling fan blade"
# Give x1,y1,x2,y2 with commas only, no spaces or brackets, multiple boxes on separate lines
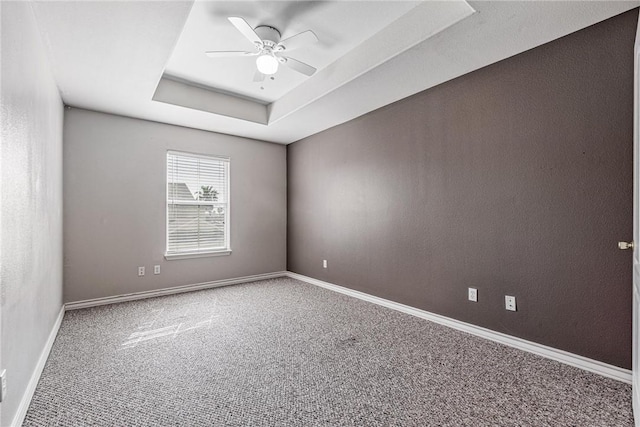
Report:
205,51,258,58
279,30,318,52
228,17,262,48
281,56,316,76
253,70,265,83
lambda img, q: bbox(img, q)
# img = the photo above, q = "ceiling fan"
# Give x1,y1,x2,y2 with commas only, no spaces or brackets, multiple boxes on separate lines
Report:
205,17,319,82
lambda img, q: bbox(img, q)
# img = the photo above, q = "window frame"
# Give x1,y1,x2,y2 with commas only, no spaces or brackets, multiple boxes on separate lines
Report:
164,150,231,260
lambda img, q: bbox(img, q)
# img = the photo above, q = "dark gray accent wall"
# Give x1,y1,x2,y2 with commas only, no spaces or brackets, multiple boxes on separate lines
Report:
287,10,636,369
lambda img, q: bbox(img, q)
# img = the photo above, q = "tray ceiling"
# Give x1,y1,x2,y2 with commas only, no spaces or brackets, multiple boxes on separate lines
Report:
164,1,422,104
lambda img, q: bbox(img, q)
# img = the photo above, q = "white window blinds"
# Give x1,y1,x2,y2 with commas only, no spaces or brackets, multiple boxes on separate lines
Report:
166,151,230,256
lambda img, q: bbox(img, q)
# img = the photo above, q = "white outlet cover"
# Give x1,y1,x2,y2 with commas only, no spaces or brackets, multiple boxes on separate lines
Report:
154,265,161,275
505,295,517,311
468,288,478,302
323,260,328,269
138,266,145,277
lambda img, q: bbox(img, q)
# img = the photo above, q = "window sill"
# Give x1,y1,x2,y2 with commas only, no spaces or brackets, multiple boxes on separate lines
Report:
164,250,232,260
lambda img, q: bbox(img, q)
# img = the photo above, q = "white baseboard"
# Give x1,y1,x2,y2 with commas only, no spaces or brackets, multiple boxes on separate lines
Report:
11,306,65,427
286,272,632,384
65,271,288,310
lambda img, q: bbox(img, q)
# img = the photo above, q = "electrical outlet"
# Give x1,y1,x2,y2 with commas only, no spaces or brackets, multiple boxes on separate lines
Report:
505,295,517,311
154,265,161,275
323,260,328,269
0,369,7,403
468,288,478,302
138,266,145,277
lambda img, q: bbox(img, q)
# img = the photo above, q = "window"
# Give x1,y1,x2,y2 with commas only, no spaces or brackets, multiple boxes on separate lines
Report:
166,151,230,259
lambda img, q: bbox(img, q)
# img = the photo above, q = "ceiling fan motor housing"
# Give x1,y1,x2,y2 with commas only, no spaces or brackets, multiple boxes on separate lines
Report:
254,25,281,49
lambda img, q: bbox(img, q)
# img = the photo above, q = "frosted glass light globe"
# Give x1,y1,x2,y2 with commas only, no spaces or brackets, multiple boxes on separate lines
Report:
256,54,279,75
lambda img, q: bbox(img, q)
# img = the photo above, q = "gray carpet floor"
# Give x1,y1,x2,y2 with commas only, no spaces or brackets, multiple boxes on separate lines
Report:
24,277,632,426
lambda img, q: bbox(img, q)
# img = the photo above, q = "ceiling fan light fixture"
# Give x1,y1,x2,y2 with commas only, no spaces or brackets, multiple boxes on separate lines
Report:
256,53,279,75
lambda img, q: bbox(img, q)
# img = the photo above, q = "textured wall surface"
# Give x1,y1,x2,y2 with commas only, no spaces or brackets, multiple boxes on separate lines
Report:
63,109,287,303
288,10,636,369
0,2,64,425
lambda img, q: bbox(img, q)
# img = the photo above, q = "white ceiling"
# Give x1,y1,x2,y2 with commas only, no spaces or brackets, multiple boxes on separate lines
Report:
32,1,640,145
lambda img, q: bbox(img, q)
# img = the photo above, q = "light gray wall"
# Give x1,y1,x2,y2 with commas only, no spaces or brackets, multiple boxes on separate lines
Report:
0,1,64,425
63,108,287,303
